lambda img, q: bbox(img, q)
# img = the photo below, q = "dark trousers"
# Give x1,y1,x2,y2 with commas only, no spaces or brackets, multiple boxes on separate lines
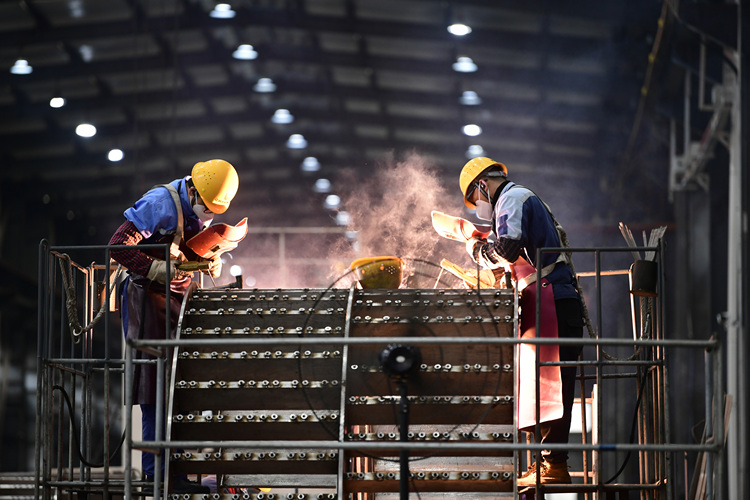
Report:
537,297,584,463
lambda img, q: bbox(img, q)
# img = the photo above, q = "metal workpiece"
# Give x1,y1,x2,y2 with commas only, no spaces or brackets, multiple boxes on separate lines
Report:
164,286,518,496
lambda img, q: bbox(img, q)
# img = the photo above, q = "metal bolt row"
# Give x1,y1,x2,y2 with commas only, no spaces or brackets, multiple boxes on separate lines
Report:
176,379,342,389
353,298,512,308
171,451,338,461
182,326,345,335
350,315,512,323
346,395,512,405
179,350,342,360
174,412,339,423
170,492,337,500
188,306,348,315
346,431,509,441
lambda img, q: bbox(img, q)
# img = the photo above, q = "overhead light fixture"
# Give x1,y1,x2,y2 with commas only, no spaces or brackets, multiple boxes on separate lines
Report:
324,194,341,210
286,133,307,149
232,44,257,60
466,145,486,158
108,149,124,162
452,56,477,73
68,0,84,18
447,23,472,36
301,156,321,172
210,3,236,18
460,90,481,106
49,96,66,108
335,211,351,226
313,178,331,193
271,109,294,124
253,77,276,93
79,45,94,62
462,124,482,137
10,59,32,75
75,123,97,138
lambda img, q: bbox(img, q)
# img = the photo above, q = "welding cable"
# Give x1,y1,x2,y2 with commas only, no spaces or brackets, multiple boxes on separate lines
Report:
294,262,507,465
57,253,123,344
605,369,649,484
376,288,506,465
52,384,126,468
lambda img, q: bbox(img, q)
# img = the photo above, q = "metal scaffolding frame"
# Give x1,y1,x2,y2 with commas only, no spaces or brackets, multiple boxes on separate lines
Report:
35,239,724,499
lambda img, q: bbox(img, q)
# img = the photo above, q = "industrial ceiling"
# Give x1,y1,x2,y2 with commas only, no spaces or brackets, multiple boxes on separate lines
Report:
4,0,740,289
1,0,680,238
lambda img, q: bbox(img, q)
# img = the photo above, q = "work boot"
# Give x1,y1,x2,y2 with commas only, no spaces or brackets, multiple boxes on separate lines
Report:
517,460,571,487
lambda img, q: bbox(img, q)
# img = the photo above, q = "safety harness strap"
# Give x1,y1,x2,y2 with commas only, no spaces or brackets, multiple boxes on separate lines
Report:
153,183,185,261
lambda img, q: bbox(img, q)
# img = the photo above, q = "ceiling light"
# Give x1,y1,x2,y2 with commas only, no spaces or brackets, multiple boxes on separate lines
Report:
466,145,486,158
75,123,97,138
79,45,94,62
232,44,257,60
460,90,481,106
49,96,66,108
313,178,331,193
335,211,351,226
108,149,124,162
286,133,307,149
462,124,482,137
453,56,477,73
271,109,294,124
253,77,276,93
210,3,236,18
324,194,341,210
68,0,84,18
447,23,472,36
301,157,320,172
10,59,32,75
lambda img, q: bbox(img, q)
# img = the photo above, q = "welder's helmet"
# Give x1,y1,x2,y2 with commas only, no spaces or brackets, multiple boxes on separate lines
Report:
459,157,508,208
191,159,239,214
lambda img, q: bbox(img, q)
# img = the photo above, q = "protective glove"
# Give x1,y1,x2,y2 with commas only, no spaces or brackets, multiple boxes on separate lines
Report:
205,255,222,279
146,259,192,284
146,259,175,284
465,237,486,265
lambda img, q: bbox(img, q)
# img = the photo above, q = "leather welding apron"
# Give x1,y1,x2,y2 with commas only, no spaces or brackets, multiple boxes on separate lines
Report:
126,277,187,404
514,259,564,431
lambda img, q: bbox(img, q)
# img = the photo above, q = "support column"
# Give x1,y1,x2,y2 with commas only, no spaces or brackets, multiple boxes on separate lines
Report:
726,1,749,497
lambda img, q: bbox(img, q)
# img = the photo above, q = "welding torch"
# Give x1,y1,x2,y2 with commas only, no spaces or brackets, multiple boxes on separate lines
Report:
176,261,210,272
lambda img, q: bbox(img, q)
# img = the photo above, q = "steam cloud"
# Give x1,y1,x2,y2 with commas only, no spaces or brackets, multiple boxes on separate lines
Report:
335,151,466,264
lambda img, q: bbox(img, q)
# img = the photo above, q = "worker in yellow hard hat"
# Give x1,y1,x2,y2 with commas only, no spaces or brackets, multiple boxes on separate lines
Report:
459,157,584,486
108,159,239,494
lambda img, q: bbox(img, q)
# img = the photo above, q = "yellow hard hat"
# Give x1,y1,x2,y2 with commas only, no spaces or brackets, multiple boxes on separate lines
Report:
191,159,239,214
459,157,508,208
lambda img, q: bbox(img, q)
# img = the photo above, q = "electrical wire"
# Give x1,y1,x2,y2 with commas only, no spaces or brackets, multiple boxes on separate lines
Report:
605,369,649,484
52,385,126,468
292,260,508,471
